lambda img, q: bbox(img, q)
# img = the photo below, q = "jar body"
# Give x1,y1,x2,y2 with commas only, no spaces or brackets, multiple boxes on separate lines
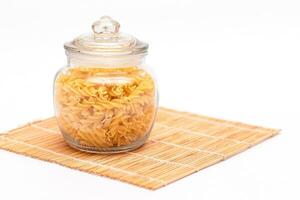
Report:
54,54,157,153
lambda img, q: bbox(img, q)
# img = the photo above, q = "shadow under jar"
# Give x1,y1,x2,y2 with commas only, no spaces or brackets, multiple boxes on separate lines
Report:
54,16,158,153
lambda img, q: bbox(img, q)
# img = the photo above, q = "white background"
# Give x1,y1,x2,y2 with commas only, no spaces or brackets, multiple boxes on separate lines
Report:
0,0,299,199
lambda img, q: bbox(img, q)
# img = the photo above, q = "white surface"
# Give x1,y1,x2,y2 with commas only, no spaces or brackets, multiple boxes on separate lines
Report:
0,0,299,199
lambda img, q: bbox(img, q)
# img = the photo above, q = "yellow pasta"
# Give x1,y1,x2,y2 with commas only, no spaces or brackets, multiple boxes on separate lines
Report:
54,66,156,151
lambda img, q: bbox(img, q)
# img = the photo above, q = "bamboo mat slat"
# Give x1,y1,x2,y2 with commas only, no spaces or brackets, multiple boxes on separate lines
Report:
0,107,279,190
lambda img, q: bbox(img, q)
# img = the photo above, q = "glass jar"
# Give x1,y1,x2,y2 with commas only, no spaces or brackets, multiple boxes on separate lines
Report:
54,16,157,153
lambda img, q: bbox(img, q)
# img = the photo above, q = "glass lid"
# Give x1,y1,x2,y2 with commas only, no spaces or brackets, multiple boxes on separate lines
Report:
64,16,148,56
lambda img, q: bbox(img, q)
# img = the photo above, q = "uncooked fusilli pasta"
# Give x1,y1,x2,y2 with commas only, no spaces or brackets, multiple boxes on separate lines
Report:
54,66,156,150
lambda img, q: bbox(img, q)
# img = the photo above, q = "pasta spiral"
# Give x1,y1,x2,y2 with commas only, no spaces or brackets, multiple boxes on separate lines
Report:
54,66,156,150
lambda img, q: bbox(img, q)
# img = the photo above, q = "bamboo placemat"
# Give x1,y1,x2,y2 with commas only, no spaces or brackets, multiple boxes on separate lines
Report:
0,107,279,190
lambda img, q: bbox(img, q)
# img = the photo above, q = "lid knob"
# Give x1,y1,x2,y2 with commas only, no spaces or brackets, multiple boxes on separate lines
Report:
92,16,120,34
